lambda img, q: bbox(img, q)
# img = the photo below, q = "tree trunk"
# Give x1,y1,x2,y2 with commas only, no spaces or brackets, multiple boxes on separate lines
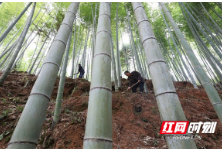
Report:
116,2,121,87
82,27,90,77
90,3,98,79
161,2,222,124
120,29,129,71
183,3,222,60
7,3,79,149
28,37,48,74
0,21,25,58
83,2,112,149
133,2,197,149
53,32,72,125
0,40,18,60
0,3,36,86
0,2,32,43
111,37,119,91
70,20,76,78
26,35,40,72
0,44,16,69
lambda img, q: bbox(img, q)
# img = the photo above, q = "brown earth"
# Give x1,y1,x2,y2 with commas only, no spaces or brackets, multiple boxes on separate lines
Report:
0,71,222,149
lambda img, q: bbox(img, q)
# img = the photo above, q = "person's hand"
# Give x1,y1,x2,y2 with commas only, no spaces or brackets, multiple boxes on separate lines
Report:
138,80,141,83
127,87,131,90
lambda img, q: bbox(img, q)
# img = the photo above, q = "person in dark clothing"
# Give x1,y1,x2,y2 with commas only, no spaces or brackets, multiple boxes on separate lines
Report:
124,70,145,93
75,64,85,78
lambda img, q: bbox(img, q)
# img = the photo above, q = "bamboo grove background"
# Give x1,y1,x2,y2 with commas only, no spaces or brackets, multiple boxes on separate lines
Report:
0,2,222,149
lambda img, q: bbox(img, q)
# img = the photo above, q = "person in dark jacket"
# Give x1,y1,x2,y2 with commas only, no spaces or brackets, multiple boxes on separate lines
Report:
124,70,145,93
75,64,85,78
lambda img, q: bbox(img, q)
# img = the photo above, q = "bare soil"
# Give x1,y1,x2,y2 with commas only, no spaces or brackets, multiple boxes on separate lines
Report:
0,71,222,149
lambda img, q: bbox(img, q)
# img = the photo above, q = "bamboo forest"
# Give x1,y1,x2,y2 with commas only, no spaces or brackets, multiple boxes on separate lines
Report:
1,2,222,149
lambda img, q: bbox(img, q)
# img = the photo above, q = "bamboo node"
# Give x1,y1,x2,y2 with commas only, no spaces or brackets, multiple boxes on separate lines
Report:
61,23,72,31
42,62,60,70
29,93,50,100
185,50,193,54
8,141,38,146
84,137,113,143
202,81,212,86
137,19,149,27
53,39,66,46
66,11,77,18
94,52,111,60
192,65,202,69
99,14,111,20
133,5,144,12
96,30,111,38
142,37,157,45
155,91,177,98
90,86,112,92
148,60,166,68
212,102,222,106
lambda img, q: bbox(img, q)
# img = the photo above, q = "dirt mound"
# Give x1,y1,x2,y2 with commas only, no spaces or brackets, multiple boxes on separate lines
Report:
0,72,222,149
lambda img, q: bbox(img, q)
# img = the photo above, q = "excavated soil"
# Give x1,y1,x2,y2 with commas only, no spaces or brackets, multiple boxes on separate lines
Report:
0,71,222,149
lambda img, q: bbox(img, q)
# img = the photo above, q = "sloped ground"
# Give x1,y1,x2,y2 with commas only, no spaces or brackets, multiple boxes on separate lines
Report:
0,71,222,149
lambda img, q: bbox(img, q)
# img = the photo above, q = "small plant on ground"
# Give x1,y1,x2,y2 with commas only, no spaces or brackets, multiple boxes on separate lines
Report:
70,111,82,124
5,135,11,143
17,106,24,112
153,139,159,146
65,109,70,114
2,110,10,116
151,107,158,115
2,98,7,104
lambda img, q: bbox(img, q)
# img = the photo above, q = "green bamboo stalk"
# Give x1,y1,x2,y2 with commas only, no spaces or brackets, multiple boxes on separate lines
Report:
30,36,53,76
86,39,92,80
0,44,16,69
211,5,222,20
70,20,76,78
83,2,112,149
91,3,98,79
32,39,51,75
128,31,136,70
11,15,53,71
120,29,129,71
186,3,222,50
0,22,25,58
183,10,222,83
183,3,222,60
157,32,183,81
162,12,198,87
7,3,79,149
111,37,119,91
160,2,222,124
0,3,36,86
82,28,90,70
0,2,32,43
200,2,222,35
53,32,72,125
133,2,197,148
28,37,48,74
26,35,40,72
173,32,201,84
133,20,149,79
116,2,121,87
0,40,18,60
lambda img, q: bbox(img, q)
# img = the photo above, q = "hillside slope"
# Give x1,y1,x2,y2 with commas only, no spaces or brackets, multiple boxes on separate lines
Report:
0,71,222,149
